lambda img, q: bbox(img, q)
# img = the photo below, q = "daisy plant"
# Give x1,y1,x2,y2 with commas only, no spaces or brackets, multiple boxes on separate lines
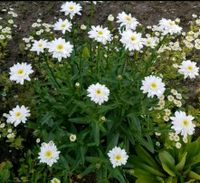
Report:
1,2,200,183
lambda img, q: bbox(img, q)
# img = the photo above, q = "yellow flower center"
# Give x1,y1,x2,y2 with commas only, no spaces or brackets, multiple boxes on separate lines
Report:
169,21,175,26
131,35,137,42
125,16,131,22
56,44,64,51
97,31,103,36
96,89,102,95
150,82,158,90
17,69,24,75
187,65,193,71
115,154,122,161
61,23,66,28
38,43,43,48
182,119,189,127
45,150,53,159
70,135,76,142
15,112,22,118
147,40,151,45
52,179,59,183
69,6,74,10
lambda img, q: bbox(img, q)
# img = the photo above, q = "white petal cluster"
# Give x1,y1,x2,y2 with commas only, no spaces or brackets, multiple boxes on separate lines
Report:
54,18,72,34
60,1,82,19
117,11,139,30
170,111,195,138
158,18,182,35
5,105,30,127
48,38,73,62
178,60,199,79
9,62,34,85
88,25,112,45
140,75,166,98
87,83,110,105
107,146,129,168
30,39,48,55
38,141,60,167
143,36,159,48
120,30,144,51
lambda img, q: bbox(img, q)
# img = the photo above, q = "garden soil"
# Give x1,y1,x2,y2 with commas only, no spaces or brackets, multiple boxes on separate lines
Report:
1,1,200,67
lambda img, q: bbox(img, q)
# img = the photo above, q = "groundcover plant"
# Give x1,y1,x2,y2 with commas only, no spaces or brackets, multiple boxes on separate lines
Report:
0,1,200,183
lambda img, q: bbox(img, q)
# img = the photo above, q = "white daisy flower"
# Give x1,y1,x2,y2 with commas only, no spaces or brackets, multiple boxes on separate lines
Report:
38,141,60,167
175,142,182,149
88,25,112,45
87,83,110,105
30,39,48,55
60,1,82,19
107,14,114,22
158,18,182,35
178,60,199,79
48,38,73,62
69,134,76,142
51,178,60,183
107,146,129,168
144,36,158,48
9,62,34,85
170,111,195,138
6,105,30,127
120,30,144,51
117,11,139,30
194,39,200,49
54,18,72,34
140,75,166,98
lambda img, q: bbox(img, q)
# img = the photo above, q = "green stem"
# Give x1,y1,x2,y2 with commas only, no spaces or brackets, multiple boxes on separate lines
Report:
71,24,77,56
43,55,60,88
121,52,128,75
79,52,83,84
97,43,101,80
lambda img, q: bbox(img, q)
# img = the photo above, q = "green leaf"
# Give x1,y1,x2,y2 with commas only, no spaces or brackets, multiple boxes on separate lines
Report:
79,164,95,177
135,135,154,153
165,176,174,183
159,151,176,177
135,145,160,169
176,152,187,171
139,163,165,177
134,168,158,183
82,47,90,59
185,138,200,167
109,168,126,183
68,117,89,124
189,171,200,180
106,133,119,152
0,161,12,183
184,180,196,183
127,113,141,132
80,146,86,164
92,121,100,146
40,112,54,126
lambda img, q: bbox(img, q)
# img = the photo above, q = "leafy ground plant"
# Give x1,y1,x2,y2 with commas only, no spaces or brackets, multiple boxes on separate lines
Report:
0,1,200,183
